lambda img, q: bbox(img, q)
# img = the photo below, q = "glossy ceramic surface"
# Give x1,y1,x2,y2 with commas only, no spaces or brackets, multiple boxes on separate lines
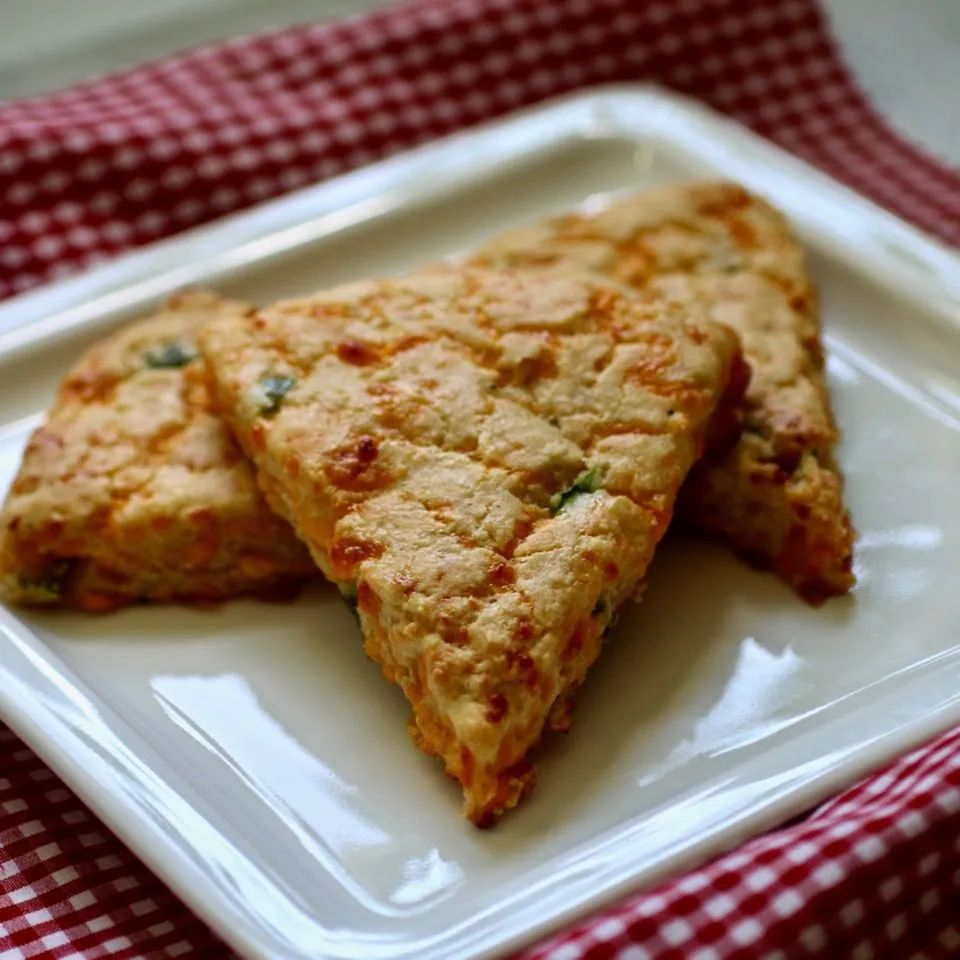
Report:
0,87,958,960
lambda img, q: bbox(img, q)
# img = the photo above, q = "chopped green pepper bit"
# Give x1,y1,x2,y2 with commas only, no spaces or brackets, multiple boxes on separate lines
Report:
337,582,359,621
549,465,603,514
256,374,296,415
145,342,197,368
18,559,72,599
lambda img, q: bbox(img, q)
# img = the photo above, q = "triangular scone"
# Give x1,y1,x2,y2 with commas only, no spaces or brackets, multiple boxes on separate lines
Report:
474,181,855,603
0,291,315,611
200,268,743,823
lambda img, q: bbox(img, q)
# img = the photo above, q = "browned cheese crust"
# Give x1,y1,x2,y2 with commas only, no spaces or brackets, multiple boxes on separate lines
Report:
199,268,743,823
474,181,855,602
0,290,315,611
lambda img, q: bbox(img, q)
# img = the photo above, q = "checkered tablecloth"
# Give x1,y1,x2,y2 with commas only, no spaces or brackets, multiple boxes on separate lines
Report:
1,1,959,957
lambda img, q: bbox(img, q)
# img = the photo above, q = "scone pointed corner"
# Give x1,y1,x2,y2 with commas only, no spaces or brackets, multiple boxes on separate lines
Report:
682,429,855,604
199,266,743,824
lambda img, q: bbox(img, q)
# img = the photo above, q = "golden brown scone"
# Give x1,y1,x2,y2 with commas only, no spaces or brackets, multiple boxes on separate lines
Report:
0,290,315,612
200,268,744,824
474,181,855,603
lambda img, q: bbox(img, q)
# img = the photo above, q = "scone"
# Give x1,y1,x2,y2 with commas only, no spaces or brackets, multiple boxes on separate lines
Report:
200,268,744,823
474,181,855,603
0,290,315,611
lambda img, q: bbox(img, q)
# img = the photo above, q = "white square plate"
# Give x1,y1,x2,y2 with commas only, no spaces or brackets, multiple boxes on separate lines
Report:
1,86,959,960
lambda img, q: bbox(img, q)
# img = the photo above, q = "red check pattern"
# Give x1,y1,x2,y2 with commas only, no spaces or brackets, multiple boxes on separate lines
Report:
2,0,960,303
516,726,960,960
1,0,959,957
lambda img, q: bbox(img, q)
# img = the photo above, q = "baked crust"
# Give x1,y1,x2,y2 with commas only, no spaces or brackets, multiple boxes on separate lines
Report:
200,267,743,822
0,290,315,611
475,181,854,602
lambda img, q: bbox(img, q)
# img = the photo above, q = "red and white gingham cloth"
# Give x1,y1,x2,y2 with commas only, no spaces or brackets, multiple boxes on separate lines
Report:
1,0,959,957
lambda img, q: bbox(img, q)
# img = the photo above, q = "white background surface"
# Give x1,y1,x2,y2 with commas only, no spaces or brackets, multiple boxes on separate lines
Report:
1,0,958,165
